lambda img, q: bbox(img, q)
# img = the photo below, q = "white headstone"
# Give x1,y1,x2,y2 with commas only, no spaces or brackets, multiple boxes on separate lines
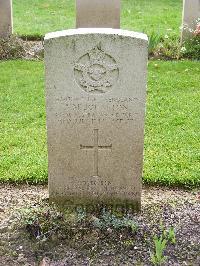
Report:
76,0,120,29
0,0,13,37
44,29,148,210
181,0,200,41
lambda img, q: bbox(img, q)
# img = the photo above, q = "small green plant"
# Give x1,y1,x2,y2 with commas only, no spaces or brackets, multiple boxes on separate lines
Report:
151,235,167,265
151,223,176,265
92,209,138,232
124,217,138,233
160,222,176,244
148,32,161,55
167,227,176,244
76,207,87,222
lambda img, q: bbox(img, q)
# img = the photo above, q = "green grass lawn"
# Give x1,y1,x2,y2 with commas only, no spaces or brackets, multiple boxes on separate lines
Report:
13,0,182,38
0,61,47,183
0,60,199,187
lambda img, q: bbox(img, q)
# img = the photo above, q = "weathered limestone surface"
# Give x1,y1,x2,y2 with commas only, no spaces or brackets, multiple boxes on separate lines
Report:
0,0,12,37
45,29,148,209
76,0,120,28
181,0,200,40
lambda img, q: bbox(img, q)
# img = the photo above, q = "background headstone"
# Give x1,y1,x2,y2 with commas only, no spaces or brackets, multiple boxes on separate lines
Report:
0,0,13,37
45,29,148,210
76,0,120,28
181,0,200,41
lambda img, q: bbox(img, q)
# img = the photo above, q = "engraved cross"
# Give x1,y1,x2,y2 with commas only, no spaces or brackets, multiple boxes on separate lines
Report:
80,129,112,176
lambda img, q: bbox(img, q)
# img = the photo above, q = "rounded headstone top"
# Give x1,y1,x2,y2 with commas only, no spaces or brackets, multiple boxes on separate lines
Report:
44,28,148,42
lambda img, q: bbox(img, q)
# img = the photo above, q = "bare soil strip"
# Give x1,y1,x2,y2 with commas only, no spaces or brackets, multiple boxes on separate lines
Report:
0,185,199,265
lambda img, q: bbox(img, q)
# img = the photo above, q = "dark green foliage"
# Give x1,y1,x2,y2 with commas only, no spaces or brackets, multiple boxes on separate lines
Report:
181,35,200,60
148,32,162,55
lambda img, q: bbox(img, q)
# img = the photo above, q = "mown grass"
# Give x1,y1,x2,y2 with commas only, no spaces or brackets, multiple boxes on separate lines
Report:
0,60,199,187
145,61,200,187
13,0,182,38
0,61,47,183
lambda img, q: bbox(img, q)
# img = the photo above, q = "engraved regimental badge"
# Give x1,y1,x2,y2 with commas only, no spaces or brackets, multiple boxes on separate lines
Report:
74,45,119,93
